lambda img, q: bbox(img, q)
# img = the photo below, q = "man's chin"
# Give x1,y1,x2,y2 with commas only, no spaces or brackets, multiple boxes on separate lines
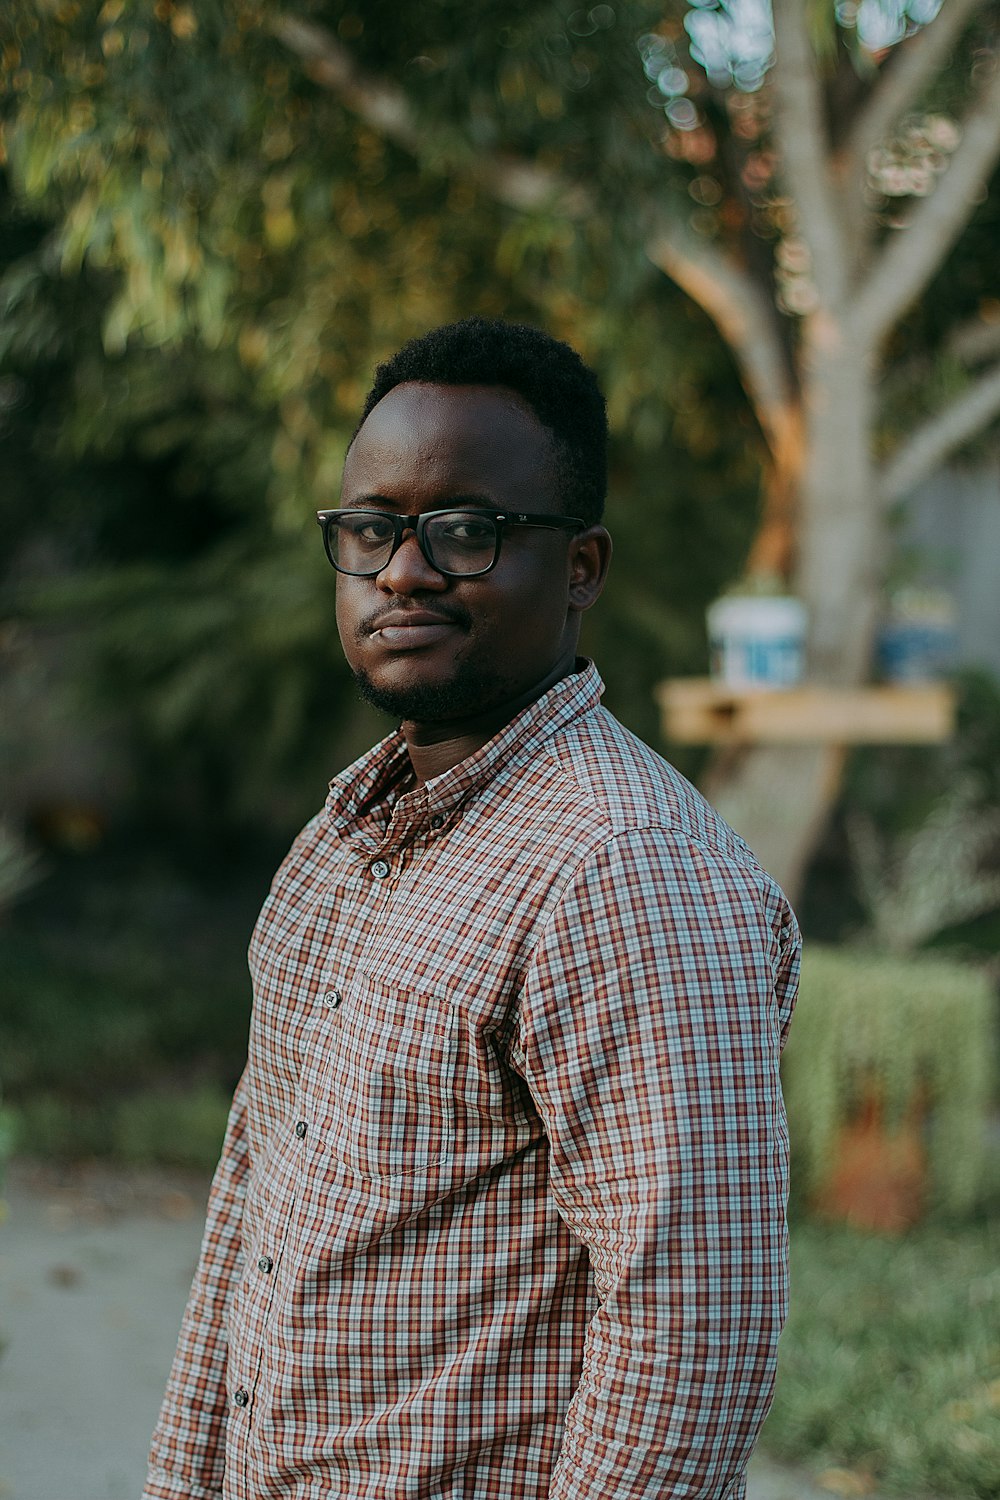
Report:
352,666,511,725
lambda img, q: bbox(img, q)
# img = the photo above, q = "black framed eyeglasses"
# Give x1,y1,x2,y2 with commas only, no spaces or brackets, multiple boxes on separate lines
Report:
315,507,586,579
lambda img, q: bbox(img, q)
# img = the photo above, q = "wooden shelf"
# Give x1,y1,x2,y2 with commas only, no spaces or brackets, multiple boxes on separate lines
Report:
656,679,955,745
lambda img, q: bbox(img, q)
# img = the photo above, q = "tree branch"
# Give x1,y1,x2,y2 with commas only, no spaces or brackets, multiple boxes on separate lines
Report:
644,221,798,460
271,15,422,151
879,360,1000,503
851,52,1000,349
271,15,587,213
842,0,987,184
770,0,849,306
271,12,797,461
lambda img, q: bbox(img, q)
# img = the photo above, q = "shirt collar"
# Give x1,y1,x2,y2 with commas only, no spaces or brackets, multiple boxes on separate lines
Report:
324,660,605,841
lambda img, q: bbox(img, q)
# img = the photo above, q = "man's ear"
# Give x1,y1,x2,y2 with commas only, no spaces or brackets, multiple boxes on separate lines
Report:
568,526,612,613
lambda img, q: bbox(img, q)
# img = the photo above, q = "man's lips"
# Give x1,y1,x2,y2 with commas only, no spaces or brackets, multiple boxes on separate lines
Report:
365,609,466,651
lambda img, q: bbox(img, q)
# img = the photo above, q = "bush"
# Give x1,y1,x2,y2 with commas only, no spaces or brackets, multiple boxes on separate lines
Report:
7,1084,231,1171
0,846,257,1167
111,1085,231,1169
782,945,997,1219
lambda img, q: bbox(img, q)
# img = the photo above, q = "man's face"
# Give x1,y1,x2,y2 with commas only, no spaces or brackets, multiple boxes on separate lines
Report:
335,382,596,726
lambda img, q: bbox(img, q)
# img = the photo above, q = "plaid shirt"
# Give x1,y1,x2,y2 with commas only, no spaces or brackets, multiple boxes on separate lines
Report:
145,662,799,1500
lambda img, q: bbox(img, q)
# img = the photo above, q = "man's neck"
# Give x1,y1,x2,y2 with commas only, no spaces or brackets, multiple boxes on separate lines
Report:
402,659,579,786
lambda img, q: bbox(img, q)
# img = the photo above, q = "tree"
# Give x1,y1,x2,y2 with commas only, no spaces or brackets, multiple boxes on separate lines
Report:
1,0,759,838
263,0,1000,895
3,1,999,894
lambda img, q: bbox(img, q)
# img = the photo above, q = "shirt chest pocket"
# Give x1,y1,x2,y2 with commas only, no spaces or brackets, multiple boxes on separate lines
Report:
323,973,460,1179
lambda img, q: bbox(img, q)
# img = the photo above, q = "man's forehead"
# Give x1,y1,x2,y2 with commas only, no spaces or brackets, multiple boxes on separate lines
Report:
357,380,544,437
344,381,558,493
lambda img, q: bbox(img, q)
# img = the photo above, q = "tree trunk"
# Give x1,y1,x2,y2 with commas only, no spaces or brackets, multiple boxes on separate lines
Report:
796,320,881,684
745,403,806,581
704,321,879,903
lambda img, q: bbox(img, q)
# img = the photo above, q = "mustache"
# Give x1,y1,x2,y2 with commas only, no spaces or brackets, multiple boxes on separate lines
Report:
359,602,471,636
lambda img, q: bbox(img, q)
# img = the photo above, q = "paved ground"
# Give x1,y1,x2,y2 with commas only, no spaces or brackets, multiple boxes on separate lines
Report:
0,1161,844,1500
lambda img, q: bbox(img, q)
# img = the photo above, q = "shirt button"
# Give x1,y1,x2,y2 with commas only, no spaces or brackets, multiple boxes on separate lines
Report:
370,858,390,879
323,989,342,1009
295,1120,307,1139
429,814,444,830
258,1255,274,1274
234,1388,249,1408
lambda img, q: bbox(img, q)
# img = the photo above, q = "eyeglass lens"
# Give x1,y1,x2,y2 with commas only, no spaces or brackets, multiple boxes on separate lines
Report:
328,511,499,576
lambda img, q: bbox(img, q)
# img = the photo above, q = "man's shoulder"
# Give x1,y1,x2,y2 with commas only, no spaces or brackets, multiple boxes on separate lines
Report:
521,704,755,872
528,708,799,965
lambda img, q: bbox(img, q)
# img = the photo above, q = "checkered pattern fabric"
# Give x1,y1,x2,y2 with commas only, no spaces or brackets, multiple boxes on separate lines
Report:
144,662,799,1500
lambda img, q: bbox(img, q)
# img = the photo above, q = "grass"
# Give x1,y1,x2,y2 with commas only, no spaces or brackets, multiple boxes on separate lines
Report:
764,1215,1000,1498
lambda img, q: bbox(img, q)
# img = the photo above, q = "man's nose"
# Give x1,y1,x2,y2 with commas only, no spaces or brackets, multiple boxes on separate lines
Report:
376,529,448,593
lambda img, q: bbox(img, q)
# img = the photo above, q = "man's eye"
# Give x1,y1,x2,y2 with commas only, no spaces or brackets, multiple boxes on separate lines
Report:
439,516,495,544
347,516,395,545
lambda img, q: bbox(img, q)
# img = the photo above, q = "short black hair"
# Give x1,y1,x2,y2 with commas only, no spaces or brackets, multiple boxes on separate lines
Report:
356,317,607,525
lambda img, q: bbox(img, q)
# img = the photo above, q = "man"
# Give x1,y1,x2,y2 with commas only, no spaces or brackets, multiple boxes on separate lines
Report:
144,317,799,1500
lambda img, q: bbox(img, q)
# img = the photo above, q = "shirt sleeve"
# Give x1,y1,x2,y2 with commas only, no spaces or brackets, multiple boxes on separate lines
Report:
143,1069,251,1500
512,826,800,1500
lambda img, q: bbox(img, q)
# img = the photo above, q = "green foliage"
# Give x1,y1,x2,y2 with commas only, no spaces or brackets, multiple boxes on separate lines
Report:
7,1085,231,1170
848,776,1000,955
764,1216,1000,1499
0,844,259,1167
0,1,768,841
1,0,997,862
0,852,255,1094
800,671,1000,948
111,1083,231,1167
0,820,43,914
0,1092,15,1206
782,945,997,1217
21,530,360,828
1,0,692,471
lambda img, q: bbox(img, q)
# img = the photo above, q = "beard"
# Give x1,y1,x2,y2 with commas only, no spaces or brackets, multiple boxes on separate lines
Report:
351,659,517,724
